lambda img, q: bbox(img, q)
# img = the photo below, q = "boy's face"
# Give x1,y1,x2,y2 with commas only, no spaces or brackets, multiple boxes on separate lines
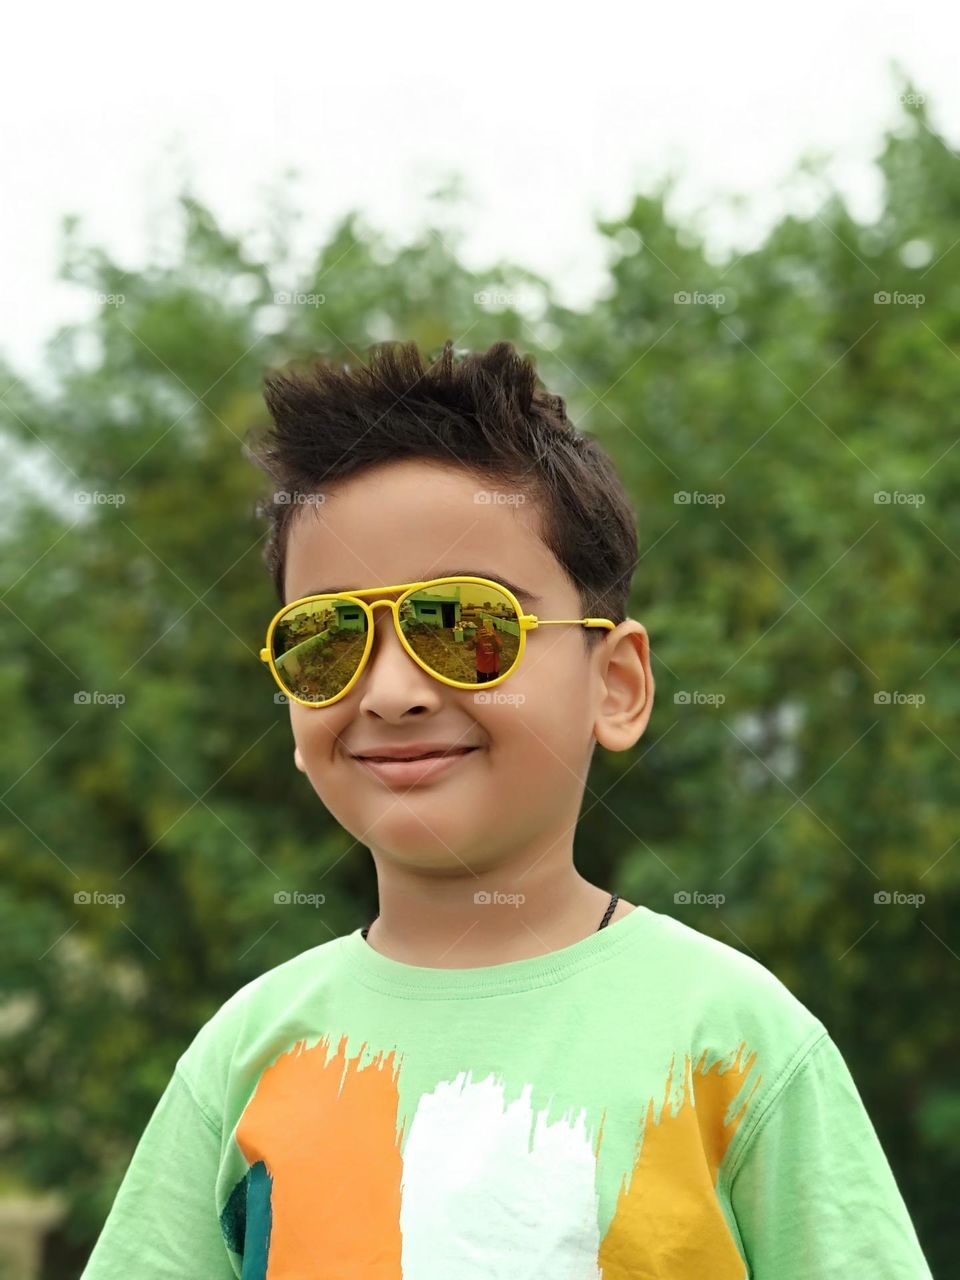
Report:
283,457,650,876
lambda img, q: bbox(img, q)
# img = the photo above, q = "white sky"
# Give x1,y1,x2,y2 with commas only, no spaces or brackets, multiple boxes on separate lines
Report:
1,0,958,380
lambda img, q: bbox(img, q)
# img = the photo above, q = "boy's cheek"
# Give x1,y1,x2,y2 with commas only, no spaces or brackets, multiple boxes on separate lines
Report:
289,708,345,767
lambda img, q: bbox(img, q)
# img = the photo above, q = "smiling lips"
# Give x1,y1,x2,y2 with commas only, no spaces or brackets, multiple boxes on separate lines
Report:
350,743,481,762
349,743,482,788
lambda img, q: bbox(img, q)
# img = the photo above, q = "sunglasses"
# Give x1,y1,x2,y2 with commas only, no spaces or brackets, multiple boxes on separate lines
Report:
259,575,616,708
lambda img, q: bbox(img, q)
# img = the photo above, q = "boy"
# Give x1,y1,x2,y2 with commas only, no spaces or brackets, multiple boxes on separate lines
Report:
81,339,932,1277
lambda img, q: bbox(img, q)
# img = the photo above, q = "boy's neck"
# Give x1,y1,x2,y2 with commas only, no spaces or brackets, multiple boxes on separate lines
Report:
362,860,634,968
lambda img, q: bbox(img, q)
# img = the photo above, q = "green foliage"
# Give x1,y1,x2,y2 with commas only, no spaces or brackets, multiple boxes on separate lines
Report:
1,88,956,1273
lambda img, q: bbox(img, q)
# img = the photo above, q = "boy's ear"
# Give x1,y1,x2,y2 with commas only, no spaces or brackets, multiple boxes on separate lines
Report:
593,620,654,753
294,745,307,773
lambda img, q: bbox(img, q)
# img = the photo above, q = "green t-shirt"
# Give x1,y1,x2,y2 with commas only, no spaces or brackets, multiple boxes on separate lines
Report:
81,904,932,1278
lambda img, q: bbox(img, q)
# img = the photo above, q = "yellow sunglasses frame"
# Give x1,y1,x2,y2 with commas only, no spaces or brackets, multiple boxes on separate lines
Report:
260,574,616,709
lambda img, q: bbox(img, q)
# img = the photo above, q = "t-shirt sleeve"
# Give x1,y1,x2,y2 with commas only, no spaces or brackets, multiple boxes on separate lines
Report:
80,1065,235,1280
728,1032,932,1278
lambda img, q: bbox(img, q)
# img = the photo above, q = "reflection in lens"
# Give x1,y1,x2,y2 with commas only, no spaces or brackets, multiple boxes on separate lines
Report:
272,597,368,704
402,581,520,685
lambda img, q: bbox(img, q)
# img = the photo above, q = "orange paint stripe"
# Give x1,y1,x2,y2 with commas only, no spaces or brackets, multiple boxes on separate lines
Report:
237,1036,404,1278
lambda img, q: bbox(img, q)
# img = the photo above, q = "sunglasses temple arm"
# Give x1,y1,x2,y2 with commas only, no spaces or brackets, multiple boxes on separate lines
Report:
532,619,616,630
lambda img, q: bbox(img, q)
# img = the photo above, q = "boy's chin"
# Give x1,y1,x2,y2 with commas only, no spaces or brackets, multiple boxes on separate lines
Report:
365,838,487,875
358,815,506,876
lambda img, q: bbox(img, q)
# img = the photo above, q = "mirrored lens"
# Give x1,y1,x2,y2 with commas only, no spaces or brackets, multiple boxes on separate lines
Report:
271,596,368,704
401,581,521,685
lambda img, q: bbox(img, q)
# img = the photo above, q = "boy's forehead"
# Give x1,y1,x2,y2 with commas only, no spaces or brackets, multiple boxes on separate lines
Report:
282,459,560,602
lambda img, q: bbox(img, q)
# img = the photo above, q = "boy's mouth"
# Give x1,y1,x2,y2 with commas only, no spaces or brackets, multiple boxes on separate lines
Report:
350,743,480,763
350,744,482,789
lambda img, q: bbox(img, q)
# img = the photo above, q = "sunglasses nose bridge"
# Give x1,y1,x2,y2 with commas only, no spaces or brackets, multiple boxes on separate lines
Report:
363,597,405,656
366,596,402,638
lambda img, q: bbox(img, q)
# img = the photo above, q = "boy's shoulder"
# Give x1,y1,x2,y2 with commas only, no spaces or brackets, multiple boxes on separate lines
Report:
641,902,804,987
633,904,828,1052
175,931,350,1082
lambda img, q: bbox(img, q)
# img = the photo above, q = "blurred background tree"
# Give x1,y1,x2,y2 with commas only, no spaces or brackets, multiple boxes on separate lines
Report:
0,83,956,1276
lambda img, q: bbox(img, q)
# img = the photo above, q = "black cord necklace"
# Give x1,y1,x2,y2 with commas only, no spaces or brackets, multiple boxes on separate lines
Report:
360,892,620,943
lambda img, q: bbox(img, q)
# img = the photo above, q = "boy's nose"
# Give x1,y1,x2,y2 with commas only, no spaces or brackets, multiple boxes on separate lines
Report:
355,607,439,707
